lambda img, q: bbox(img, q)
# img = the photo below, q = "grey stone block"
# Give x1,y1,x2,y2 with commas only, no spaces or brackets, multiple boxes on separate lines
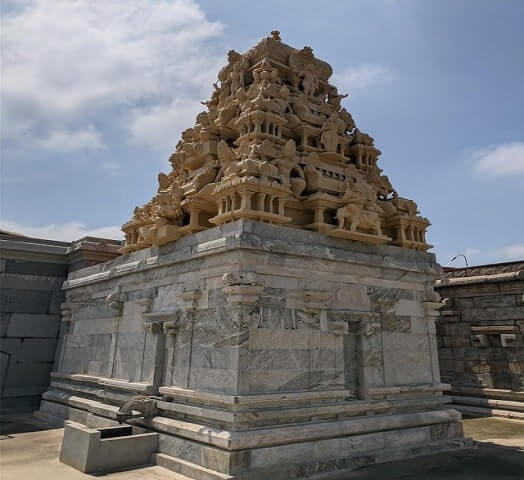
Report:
19,338,57,362
6,313,60,338
3,259,68,277
474,295,517,308
0,337,22,356
0,313,8,336
5,361,53,387
0,288,52,314
0,273,65,291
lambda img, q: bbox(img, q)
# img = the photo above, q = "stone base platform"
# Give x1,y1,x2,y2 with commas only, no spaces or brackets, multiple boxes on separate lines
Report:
36,220,471,479
36,396,471,479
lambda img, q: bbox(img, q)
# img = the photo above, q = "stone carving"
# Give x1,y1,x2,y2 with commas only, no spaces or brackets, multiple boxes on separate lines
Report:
105,287,124,316
60,301,72,324
120,31,431,253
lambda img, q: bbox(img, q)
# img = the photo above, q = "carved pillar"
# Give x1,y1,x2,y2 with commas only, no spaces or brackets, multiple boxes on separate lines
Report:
135,298,153,383
180,289,202,389
56,301,72,372
240,191,253,210
189,208,201,228
424,300,444,386
105,287,124,378
256,192,266,212
357,313,384,399
143,319,165,390
162,313,181,386
314,206,326,224
277,197,286,216
222,273,264,394
399,226,406,242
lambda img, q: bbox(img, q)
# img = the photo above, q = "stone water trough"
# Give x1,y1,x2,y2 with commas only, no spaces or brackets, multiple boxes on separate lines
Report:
59,421,158,473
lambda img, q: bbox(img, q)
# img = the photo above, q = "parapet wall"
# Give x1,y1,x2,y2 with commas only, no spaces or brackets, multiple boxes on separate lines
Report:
435,261,524,418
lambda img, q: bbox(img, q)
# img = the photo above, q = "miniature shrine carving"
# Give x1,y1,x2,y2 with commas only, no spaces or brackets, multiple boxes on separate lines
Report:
121,32,431,253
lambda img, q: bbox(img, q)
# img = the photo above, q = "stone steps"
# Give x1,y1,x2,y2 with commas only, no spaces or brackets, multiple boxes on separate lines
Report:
451,395,524,412
454,404,524,420
153,453,234,480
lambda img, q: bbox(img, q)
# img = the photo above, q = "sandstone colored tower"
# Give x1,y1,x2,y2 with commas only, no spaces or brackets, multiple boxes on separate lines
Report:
121,30,431,254
37,33,470,479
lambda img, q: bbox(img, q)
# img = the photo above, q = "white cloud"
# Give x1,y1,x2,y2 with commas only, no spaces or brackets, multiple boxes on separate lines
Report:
492,243,524,261
332,64,393,92
464,248,481,257
35,127,106,153
100,161,121,173
128,98,204,152
472,142,524,177
0,220,123,242
1,0,224,152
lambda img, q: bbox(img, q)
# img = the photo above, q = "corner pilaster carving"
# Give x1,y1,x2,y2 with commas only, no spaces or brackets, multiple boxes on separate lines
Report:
221,272,263,305
105,286,124,317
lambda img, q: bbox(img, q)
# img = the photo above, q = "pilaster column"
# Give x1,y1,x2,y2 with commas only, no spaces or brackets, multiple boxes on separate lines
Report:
424,300,444,386
277,197,286,216
314,206,326,224
357,313,384,399
222,272,264,394
56,301,72,372
180,288,202,389
105,287,124,378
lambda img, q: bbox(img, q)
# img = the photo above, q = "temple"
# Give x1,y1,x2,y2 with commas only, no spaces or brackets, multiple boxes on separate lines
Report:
121,31,431,253
36,33,470,480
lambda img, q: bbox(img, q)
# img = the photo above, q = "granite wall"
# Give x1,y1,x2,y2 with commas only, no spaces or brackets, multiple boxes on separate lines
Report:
0,232,121,413
436,261,524,418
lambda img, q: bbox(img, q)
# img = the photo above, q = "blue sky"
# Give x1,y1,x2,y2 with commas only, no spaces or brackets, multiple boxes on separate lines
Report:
1,0,523,266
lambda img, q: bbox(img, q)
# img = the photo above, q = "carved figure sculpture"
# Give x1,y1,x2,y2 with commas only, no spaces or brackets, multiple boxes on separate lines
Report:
320,113,341,152
327,86,348,110
298,63,318,96
336,203,383,235
217,140,240,178
294,94,322,124
336,178,383,235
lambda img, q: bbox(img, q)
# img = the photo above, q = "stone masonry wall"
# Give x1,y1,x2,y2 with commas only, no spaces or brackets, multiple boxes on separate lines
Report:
435,261,524,417
0,257,66,412
0,233,121,413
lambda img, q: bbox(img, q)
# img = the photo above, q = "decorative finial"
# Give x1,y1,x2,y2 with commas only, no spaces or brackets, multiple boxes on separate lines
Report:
271,30,281,41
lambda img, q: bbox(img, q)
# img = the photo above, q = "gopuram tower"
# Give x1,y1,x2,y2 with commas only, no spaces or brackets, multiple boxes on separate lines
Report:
38,32,470,479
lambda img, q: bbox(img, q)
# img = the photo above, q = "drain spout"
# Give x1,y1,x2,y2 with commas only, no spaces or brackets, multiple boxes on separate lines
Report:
116,396,159,424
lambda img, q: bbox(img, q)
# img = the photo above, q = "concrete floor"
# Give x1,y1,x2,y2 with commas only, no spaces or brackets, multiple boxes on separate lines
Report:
0,414,523,479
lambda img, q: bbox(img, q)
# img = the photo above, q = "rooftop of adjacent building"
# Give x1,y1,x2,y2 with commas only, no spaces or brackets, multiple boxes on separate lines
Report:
442,260,524,279
0,230,122,272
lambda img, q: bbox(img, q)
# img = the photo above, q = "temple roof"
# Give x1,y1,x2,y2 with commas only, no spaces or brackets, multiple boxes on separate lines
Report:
120,32,431,254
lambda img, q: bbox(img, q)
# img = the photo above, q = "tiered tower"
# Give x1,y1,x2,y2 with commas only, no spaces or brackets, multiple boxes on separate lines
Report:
121,31,431,253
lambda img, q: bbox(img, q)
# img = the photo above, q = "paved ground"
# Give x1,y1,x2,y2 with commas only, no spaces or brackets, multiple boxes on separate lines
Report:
0,414,523,479
0,414,179,480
